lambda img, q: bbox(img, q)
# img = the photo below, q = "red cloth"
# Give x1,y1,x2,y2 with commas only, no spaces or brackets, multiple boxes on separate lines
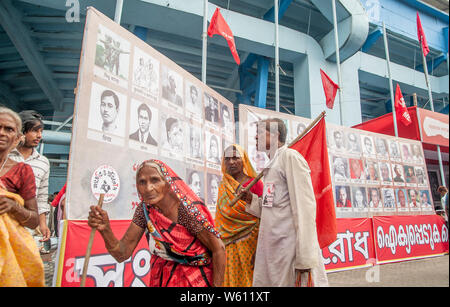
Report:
336,199,352,208
394,84,412,126
289,117,337,249
208,8,240,65
243,178,264,197
320,69,339,109
416,12,430,57
51,183,66,208
139,159,219,287
0,163,36,201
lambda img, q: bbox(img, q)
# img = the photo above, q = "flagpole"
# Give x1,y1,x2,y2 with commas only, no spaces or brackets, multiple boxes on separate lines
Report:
114,0,124,24
228,111,326,207
332,0,344,126
202,0,208,83
274,0,280,112
421,43,447,187
382,22,398,137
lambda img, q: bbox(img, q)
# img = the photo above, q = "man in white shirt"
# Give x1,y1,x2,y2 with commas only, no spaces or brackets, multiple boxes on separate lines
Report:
9,110,51,242
244,118,328,287
129,103,157,145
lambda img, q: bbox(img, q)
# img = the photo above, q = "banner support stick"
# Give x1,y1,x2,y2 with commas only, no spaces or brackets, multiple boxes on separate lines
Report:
228,111,326,207
80,194,105,287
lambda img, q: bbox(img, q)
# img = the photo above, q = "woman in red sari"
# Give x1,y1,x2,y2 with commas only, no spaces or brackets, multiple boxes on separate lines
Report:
88,159,225,287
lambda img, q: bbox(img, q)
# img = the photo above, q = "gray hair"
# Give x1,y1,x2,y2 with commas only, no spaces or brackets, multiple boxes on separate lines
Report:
0,106,22,136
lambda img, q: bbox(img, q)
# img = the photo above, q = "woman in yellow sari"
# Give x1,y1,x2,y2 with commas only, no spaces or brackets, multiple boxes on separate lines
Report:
215,144,263,287
0,107,44,287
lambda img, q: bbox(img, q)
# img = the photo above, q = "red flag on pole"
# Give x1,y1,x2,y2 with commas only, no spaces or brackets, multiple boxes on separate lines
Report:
394,84,412,126
208,8,241,65
290,117,337,249
320,69,340,109
417,12,430,57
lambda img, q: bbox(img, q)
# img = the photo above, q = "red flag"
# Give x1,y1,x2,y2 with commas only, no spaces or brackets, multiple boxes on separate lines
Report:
417,12,430,57
290,117,337,249
320,69,340,109
394,84,412,126
51,183,66,208
207,8,240,65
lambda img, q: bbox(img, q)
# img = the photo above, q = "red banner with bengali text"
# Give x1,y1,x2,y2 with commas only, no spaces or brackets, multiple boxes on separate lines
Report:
322,218,375,272
56,220,151,287
373,215,448,264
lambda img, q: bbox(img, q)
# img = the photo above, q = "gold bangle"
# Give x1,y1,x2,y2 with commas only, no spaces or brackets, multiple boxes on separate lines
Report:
20,210,32,225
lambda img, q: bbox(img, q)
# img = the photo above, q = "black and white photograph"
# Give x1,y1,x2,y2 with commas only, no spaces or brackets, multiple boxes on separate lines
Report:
220,102,234,138
132,46,159,101
160,114,185,159
161,66,184,110
388,140,402,161
361,135,376,157
94,24,130,87
414,166,427,187
382,188,396,211
206,173,221,210
411,143,424,164
332,156,349,182
185,81,203,122
188,124,203,162
330,129,346,152
400,143,413,163
87,82,127,143
379,162,393,184
375,137,389,160
204,93,219,127
186,168,205,202
352,186,368,210
128,100,158,153
206,131,221,166
346,131,361,154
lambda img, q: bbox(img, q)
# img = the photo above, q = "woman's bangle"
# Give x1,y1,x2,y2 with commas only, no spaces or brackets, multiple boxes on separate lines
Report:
20,210,32,225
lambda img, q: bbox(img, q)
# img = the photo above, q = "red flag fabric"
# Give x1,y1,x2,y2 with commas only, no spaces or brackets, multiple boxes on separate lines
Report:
394,84,412,126
51,183,66,208
290,117,337,249
416,12,430,57
207,8,240,65
320,69,340,109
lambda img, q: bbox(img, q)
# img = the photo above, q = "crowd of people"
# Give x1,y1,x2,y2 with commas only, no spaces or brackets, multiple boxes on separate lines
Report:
0,106,448,287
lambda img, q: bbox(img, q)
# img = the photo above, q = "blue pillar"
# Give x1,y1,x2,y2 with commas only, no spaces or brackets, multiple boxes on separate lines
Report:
133,25,148,41
255,56,269,108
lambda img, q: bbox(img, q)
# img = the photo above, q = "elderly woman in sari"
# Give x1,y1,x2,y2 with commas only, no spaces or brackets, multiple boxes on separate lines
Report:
88,159,225,287
0,107,44,286
215,144,264,287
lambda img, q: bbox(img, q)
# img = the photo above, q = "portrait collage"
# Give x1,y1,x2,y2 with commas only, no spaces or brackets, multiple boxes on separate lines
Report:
75,21,235,217
239,105,434,219
326,124,433,217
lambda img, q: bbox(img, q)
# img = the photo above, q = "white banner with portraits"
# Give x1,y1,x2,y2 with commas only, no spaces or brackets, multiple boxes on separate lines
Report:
67,8,235,219
239,105,435,219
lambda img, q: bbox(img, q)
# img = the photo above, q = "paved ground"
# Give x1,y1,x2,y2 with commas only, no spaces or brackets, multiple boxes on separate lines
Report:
42,250,448,287
327,254,449,287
